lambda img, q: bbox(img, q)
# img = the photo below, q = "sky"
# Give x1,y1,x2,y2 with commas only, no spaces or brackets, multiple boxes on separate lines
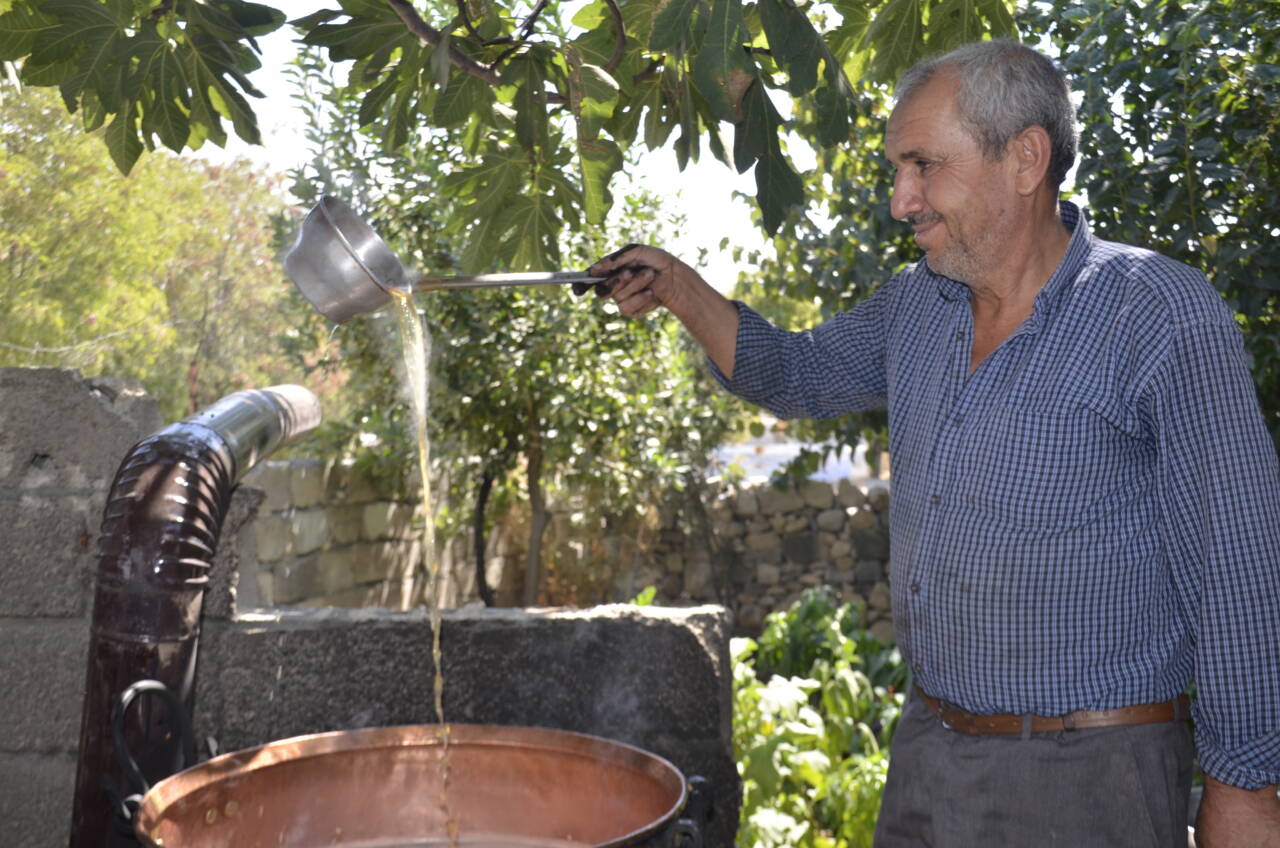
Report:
204,0,765,291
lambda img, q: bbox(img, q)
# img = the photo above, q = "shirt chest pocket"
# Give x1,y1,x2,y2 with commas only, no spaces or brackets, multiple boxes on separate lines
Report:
957,395,1151,532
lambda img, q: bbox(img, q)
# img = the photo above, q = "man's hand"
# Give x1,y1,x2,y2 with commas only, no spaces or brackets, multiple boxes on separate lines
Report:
587,244,700,318
1195,776,1280,847
586,243,741,376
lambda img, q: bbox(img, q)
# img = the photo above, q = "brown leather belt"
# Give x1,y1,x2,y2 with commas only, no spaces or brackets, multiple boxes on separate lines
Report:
914,686,1191,736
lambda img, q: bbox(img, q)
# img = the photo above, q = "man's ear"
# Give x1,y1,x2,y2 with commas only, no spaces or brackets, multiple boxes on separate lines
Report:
1011,125,1053,196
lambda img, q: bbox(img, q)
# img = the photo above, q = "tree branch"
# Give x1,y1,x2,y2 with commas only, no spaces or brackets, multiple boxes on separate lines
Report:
386,0,500,86
602,0,625,73
455,0,514,46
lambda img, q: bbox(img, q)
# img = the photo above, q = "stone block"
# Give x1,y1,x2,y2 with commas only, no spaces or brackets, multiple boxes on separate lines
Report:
758,486,804,515
799,480,834,509
317,550,357,594
769,514,787,533
869,581,892,612
329,504,365,545
756,563,781,585
848,507,878,531
0,618,90,752
363,501,417,541
735,490,759,516
831,539,854,559
783,515,809,533
715,519,745,539
290,460,326,508
0,751,77,848
745,546,782,566
683,557,713,598
274,555,326,604
782,532,817,565
854,559,884,584
836,478,866,509
816,508,846,533
866,482,891,512
352,540,420,585
745,532,781,552
292,509,330,555
870,620,896,645
244,460,292,512
826,568,855,584
254,514,292,562
851,524,890,561
664,551,685,574
798,573,822,587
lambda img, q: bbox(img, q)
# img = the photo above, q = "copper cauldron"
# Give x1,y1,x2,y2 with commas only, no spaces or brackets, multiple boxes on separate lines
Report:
133,724,694,848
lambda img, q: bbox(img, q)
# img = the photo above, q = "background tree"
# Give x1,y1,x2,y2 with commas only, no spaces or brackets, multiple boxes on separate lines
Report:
0,0,1016,266
0,84,306,419
283,48,742,605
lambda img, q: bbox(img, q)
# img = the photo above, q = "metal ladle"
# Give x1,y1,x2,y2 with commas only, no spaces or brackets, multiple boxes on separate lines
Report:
284,195,606,323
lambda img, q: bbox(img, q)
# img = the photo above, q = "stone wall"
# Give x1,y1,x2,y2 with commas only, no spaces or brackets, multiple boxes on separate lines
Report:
242,458,895,639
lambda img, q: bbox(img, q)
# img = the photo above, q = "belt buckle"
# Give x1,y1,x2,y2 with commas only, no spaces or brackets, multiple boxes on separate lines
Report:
938,698,966,732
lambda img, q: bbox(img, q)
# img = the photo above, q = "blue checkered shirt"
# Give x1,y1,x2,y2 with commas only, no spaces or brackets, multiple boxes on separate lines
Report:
712,202,1280,789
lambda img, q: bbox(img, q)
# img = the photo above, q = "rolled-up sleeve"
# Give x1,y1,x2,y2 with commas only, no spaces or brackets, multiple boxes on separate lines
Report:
1152,319,1280,789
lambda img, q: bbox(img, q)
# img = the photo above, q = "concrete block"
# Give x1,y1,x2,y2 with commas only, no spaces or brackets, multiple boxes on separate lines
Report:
0,751,77,848
290,460,326,508
0,618,90,752
0,497,94,618
291,508,329,555
0,368,153,618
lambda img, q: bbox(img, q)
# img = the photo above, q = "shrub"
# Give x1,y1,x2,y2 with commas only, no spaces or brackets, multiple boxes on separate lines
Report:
733,589,907,848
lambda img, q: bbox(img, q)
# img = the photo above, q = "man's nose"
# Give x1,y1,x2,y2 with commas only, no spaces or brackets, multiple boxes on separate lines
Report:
890,170,921,221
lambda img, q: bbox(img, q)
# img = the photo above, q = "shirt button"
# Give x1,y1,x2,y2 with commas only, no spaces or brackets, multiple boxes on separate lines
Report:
910,581,921,594
955,331,964,341
913,662,924,675
930,494,941,506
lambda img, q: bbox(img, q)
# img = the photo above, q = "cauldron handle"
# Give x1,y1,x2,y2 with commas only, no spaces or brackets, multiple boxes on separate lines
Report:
668,775,711,848
105,680,198,829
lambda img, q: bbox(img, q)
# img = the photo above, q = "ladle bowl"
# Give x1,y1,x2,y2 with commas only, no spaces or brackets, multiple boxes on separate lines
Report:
133,724,691,848
285,196,605,323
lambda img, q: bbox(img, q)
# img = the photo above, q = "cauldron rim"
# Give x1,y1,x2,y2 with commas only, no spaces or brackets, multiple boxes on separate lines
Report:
135,723,689,848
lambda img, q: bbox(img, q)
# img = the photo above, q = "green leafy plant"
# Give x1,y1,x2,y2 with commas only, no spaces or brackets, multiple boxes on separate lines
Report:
0,0,1015,258
734,588,907,848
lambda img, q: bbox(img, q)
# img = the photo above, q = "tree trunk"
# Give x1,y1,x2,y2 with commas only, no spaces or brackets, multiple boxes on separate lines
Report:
473,469,496,607
522,420,549,607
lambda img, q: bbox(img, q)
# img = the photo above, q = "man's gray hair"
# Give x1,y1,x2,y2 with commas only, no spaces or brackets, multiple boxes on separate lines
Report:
896,40,1078,188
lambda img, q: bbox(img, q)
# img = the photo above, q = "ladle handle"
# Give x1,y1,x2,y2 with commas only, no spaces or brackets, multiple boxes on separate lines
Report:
414,271,606,291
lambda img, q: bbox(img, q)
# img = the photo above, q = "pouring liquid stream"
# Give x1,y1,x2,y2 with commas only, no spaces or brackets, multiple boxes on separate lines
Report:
390,288,456,846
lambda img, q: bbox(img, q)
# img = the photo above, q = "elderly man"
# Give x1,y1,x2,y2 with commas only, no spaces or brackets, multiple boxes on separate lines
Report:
589,40,1280,847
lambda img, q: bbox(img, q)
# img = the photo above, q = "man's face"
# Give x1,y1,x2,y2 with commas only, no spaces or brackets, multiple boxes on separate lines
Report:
885,74,1016,285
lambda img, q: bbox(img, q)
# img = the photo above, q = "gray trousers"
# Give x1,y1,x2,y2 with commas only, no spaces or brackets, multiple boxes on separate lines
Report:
873,694,1194,847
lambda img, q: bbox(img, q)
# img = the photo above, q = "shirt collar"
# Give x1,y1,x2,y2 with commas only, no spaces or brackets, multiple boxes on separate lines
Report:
933,200,1093,316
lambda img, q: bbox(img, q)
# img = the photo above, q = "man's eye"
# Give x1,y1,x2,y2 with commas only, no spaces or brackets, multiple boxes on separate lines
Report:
915,159,933,171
